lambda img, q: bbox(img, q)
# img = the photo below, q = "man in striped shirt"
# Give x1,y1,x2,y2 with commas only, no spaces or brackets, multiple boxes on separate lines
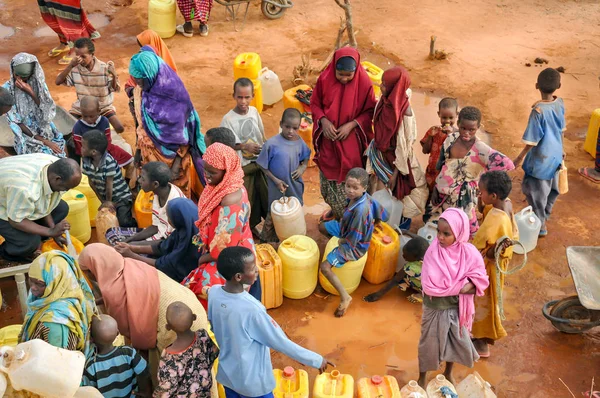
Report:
0,154,81,261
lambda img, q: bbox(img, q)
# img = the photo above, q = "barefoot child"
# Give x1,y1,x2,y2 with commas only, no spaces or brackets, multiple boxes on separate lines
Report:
208,247,333,398
318,168,388,317
257,108,311,242
513,68,565,237
83,314,152,397
154,301,219,398
363,235,429,304
417,208,489,387
471,171,518,358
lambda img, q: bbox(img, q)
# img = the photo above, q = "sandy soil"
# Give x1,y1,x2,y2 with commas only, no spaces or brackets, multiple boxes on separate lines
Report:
1,0,600,395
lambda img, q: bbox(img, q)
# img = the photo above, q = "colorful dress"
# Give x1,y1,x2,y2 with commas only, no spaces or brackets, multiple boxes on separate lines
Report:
176,0,214,25
183,189,254,309
434,132,514,235
38,0,100,46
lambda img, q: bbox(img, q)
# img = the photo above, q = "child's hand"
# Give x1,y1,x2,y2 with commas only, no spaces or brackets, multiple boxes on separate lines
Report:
460,281,475,294
321,118,338,141
99,201,115,211
243,142,262,155
318,358,335,374
291,164,307,180
430,126,441,137
107,61,117,76
70,56,82,68
496,238,513,255
275,179,288,193
115,242,134,258
513,155,523,168
441,125,453,135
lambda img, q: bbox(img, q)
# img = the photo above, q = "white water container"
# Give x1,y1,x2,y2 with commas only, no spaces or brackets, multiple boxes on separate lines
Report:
258,67,284,106
0,339,85,398
271,196,306,241
513,206,542,254
418,221,438,243
372,189,403,228
74,386,105,397
456,371,497,397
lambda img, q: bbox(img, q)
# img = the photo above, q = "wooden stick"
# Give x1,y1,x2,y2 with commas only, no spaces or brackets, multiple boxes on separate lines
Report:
429,35,437,59
559,378,576,398
591,377,595,397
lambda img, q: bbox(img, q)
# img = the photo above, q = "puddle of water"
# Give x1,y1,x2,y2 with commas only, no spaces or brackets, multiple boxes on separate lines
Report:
0,23,14,39
34,13,110,38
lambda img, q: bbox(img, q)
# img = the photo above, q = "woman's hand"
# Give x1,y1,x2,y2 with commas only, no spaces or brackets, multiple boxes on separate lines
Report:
387,169,399,191
115,242,134,258
321,118,338,141
14,77,34,97
336,121,357,141
43,140,62,155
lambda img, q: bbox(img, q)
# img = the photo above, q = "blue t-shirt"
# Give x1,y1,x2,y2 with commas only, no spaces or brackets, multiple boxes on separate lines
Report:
208,286,323,397
521,98,565,180
256,134,311,206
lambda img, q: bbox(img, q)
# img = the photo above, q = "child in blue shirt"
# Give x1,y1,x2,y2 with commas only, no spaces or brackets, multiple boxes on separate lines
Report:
514,68,565,237
257,108,311,242
318,168,388,317
208,247,332,398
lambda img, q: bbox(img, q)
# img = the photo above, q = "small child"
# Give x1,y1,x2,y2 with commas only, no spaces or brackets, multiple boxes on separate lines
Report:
257,108,311,242
209,246,332,398
471,171,517,357
417,208,489,388
81,130,136,228
106,161,185,245
221,78,269,234
82,314,152,397
513,68,565,237
204,126,237,149
154,301,219,398
318,168,388,317
363,235,429,304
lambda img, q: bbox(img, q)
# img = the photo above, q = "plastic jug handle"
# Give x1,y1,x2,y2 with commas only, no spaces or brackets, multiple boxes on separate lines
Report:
0,347,15,373
259,67,269,77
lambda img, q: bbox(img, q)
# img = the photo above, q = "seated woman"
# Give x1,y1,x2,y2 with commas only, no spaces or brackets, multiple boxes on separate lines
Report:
20,251,96,355
114,197,200,283
3,53,66,157
182,143,260,309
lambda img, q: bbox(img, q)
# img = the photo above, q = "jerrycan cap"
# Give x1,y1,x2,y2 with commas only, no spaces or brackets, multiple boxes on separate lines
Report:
528,216,536,224
76,194,85,199
330,370,341,379
371,375,383,385
283,366,295,378
382,236,392,244
300,121,309,129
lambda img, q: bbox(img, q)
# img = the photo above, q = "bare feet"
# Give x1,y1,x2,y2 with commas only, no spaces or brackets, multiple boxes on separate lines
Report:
579,167,600,184
363,292,383,302
418,372,427,388
443,372,456,386
334,296,352,317
407,293,423,304
473,339,490,358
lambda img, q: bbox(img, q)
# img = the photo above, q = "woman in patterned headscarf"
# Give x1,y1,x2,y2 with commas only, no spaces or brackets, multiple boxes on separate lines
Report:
2,53,66,157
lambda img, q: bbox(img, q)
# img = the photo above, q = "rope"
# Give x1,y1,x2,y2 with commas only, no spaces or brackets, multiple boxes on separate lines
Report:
494,235,528,320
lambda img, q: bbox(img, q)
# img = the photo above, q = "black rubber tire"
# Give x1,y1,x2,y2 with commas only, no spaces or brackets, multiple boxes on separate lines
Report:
261,0,287,20
549,296,595,334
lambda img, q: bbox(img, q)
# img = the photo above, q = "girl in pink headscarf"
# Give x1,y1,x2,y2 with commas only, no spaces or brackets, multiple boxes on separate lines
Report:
417,208,489,388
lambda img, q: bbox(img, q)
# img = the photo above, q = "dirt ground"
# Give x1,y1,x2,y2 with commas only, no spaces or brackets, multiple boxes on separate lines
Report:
1,0,599,395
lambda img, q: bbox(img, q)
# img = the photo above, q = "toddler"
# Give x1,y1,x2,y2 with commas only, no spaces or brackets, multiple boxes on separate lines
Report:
513,68,565,237
318,168,388,317
154,301,219,398
257,108,310,242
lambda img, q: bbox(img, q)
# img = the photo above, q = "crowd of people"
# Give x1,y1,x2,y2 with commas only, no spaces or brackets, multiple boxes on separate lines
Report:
0,12,577,395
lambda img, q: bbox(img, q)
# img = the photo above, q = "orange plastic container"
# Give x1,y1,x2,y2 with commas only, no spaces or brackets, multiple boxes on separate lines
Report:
41,235,84,255
255,243,283,309
313,370,354,398
298,119,315,168
363,222,401,285
233,53,262,80
134,190,154,228
273,366,309,398
283,85,311,114
357,375,401,398
190,161,204,200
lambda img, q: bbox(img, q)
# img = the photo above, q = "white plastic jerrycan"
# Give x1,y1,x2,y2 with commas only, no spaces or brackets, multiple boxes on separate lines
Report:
259,67,284,106
456,371,497,398
372,188,403,228
271,196,306,241
418,221,438,243
0,339,85,398
513,206,542,254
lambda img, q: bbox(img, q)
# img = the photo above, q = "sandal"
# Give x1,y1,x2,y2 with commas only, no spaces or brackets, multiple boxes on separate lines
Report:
176,24,193,38
539,229,548,237
48,46,69,57
319,209,334,223
579,167,600,184
58,56,73,65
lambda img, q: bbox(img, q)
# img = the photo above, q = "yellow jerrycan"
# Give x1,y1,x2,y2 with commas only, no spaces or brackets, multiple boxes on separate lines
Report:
255,244,283,309
361,61,384,98
313,370,354,398
273,366,309,398
357,375,401,398
0,325,21,347
148,0,177,39
251,78,264,114
363,222,400,285
278,235,319,299
75,174,102,226
319,237,367,295
583,108,600,158
135,190,154,228
283,84,311,114
298,118,315,168
233,53,262,80
41,235,84,255
63,189,91,243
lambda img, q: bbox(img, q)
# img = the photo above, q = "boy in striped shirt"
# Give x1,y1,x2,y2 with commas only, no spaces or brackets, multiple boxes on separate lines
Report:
83,314,151,398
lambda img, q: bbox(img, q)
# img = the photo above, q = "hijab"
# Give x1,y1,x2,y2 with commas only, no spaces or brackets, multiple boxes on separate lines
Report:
421,208,489,332
373,66,411,153
79,244,160,350
126,31,177,89
155,198,200,282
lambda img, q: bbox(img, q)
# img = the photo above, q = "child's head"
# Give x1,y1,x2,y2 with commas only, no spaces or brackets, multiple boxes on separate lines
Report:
80,96,101,126
438,97,458,127
437,208,469,248
81,130,108,158
0,87,14,117
74,38,95,68
479,170,512,205
139,161,171,193
335,56,357,85
536,68,561,95
91,314,119,347
205,127,236,149
403,236,429,262
233,78,254,114
165,301,196,333
344,168,368,200
280,108,302,141
457,106,481,143
217,246,258,286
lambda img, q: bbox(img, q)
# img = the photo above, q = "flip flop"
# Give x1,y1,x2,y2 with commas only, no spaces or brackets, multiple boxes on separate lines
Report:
319,209,334,223
48,46,69,57
58,56,73,65
539,229,548,237
176,25,193,38
578,167,600,184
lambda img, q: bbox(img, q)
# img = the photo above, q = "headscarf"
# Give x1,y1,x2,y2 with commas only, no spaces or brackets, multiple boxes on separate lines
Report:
421,208,489,333
156,198,201,282
6,53,56,136
311,47,377,182
126,31,178,89
21,251,96,355
196,143,244,239
129,48,206,182
79,244,160,350
374,67,411,153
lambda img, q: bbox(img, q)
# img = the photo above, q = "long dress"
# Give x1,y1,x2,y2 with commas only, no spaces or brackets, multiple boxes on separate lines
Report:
38,0,100,45
176,0,214,24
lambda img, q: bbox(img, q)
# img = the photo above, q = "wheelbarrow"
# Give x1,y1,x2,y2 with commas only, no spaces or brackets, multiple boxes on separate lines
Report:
214,0,293,30
542,246,600,333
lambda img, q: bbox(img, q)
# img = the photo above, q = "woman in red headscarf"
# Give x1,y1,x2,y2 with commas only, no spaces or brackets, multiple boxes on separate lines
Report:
311,47,377,220
365,66,428,221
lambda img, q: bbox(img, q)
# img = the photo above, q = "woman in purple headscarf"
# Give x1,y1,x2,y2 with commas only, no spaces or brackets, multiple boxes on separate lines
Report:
129,47,205,197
